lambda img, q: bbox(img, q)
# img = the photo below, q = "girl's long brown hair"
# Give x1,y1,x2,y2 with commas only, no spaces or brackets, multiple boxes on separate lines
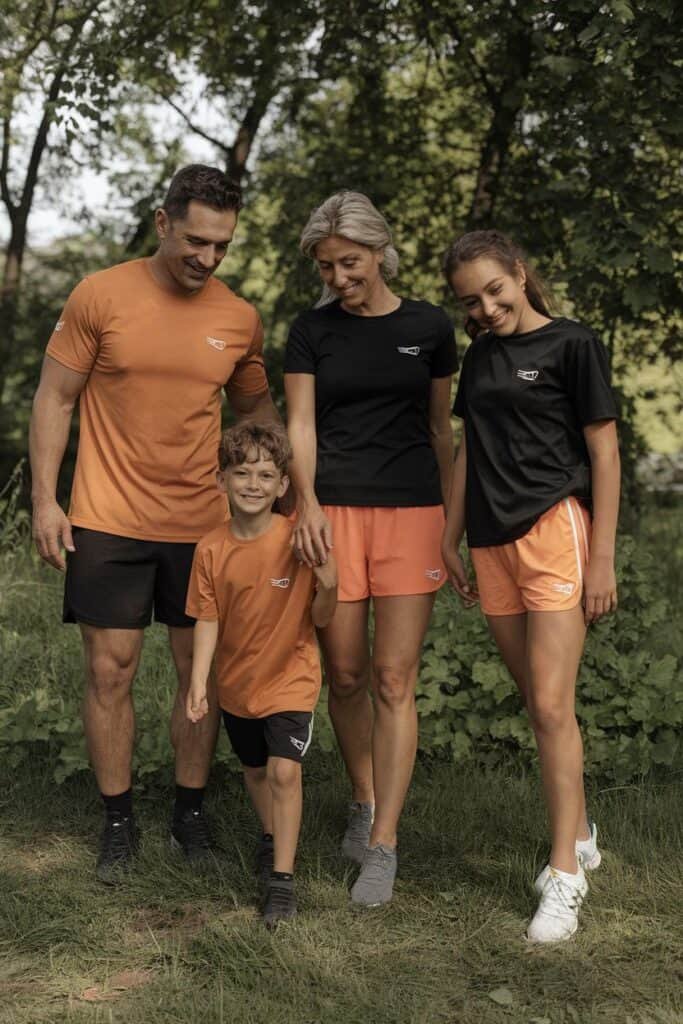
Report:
442,230,553,339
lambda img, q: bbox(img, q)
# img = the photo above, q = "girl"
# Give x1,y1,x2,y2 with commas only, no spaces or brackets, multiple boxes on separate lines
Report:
441,230,619,943
284,191,457,907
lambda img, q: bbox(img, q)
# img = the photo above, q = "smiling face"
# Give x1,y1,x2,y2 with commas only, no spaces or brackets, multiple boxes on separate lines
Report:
218,447,288,519
449,256,537,336
154,200,238,295
314,235,385,310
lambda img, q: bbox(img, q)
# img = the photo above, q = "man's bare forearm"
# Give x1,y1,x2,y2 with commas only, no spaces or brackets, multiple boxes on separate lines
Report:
29,387,77,505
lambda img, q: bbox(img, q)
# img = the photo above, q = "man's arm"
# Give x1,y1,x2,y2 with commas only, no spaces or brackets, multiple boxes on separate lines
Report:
225,385,281,425
29,355,88,571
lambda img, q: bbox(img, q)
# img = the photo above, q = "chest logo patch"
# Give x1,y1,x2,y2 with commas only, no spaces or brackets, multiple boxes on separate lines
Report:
270,577,290,589
206,336,226,351
516,369,539,381
425,568,443,581
397,346,421,356
54,320,65,333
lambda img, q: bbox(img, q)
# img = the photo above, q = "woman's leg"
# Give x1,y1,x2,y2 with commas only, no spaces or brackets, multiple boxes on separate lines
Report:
318,599,374,804
486,612,590,844
369,592,436,849
525,604,587,873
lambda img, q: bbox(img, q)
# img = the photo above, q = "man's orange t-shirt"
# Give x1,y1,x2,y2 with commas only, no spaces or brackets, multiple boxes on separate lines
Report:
185,515,321,718
46,259,268,542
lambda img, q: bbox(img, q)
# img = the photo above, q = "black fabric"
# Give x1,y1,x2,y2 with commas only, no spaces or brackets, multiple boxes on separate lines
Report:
452,318,617,547
284,299,457,506
173,785,205,823
102,789,133,819
222,710,313,767
64,527,196,628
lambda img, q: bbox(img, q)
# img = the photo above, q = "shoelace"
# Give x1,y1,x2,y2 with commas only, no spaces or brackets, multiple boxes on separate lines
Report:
359,846,394,884
346,804,373,844
265,883,294,915
540,872,584,919
104,818,134,859
183,811,212,850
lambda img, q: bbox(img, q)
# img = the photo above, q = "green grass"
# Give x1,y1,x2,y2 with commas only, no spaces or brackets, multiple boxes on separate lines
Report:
1,755,681,1024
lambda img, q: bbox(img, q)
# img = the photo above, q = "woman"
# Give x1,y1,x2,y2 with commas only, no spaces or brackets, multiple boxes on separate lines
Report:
284,191,456,907
441,230,619,943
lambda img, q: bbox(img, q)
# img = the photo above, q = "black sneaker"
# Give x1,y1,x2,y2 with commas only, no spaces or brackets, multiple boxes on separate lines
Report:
96,813,139,885
262,876,297,930
255,833,274,885
170,809,216,865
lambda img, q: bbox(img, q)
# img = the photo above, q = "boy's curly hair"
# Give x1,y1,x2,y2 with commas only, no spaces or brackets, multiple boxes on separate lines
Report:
218,422,291,475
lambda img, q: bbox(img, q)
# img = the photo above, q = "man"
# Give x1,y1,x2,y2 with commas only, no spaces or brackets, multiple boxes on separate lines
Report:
29,164,281,883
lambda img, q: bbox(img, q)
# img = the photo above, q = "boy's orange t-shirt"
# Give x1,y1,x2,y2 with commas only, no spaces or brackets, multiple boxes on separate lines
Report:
46,259,268,542
185,515,321,718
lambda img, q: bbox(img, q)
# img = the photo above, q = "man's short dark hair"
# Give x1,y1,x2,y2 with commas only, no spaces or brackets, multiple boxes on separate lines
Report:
162,164,243,221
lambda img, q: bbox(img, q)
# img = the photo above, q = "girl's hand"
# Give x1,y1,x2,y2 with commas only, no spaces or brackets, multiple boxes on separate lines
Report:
583,555,617,624
186,681,209,723
442,542,479,607
292,501,333,567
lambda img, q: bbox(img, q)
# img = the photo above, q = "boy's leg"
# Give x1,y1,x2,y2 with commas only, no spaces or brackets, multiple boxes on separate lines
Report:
266,757,303,874
243,765,273,835
222,711,273,879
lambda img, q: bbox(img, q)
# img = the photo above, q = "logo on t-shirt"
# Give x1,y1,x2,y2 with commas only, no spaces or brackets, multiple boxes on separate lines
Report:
551,581,575,595
425,568,442,581
516,369,539,381
206,336,226,351
397,346,421,356
269,577,290,588
54,320,65,333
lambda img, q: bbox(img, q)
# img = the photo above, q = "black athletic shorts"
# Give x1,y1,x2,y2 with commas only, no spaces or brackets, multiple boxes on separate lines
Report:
222,710,314,768
63,527,196,629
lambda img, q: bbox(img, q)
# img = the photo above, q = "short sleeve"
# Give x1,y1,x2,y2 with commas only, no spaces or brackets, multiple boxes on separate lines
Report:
431,309,458,378
185,545,219,620
228,313,269,397
45,277,101,374
452,345,471,418
566,333,618,426
284,316,316,374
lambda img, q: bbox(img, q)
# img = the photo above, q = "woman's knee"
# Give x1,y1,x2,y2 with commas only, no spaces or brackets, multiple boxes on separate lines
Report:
528,693,576,735
372,662,416,708
327,663,369,701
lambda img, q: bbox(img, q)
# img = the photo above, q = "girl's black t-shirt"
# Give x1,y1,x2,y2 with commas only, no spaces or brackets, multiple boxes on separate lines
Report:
284,298,457,506
452,318,618,547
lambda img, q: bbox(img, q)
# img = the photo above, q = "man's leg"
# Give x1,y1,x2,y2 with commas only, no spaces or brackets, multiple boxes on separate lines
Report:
81,624,144,882
168,625,221,861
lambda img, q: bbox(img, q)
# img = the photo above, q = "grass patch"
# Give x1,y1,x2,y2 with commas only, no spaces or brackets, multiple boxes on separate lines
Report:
1,757,681,1024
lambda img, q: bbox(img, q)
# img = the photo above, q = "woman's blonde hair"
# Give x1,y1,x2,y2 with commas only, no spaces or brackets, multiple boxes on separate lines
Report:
300,190,399,306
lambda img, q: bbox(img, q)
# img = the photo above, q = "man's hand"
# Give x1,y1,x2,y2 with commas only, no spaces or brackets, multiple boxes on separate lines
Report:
186,680,209,723
32,499,75,572
583,554,617,625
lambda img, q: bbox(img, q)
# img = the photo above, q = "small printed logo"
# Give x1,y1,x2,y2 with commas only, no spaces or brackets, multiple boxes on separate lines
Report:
269,577,290,589
206,336,226,351
397,346,421,356
425,568,443,581
54,320,65,332
290,736,305,752
551,581,575,595
516,369,539,381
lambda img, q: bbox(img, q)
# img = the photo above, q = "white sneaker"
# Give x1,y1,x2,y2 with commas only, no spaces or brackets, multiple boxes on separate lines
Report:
534,821,601,894
526,866,588,944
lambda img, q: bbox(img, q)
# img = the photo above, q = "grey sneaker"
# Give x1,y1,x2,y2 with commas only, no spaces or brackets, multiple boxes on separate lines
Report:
341,801,374,864
350,844,397,907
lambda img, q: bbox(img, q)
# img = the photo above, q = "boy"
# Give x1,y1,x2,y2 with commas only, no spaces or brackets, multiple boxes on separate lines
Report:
185,422,337,928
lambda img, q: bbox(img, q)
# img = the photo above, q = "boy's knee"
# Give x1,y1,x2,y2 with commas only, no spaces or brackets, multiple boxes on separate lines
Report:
244,764,268,784
267,757,300,791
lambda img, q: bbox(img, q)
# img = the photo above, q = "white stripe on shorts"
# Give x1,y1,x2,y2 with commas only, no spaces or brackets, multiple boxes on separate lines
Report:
301,713,314,757
563,498,584,588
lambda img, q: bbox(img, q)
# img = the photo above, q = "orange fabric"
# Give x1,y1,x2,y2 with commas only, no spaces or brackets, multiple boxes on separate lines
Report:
322,505,447,602
46,259,268,542
470,497,592,615
185,515,320,717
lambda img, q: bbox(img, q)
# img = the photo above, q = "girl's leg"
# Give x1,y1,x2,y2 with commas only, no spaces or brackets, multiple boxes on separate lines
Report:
267,757,303,874
369,592,436,848
318,599,374,804
243,764,273,835
486,612,590,844
525,605,587,873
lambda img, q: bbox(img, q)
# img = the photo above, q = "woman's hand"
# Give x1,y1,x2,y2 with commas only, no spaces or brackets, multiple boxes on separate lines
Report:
442,541,479,608
293,501,333,566
583,554,617,625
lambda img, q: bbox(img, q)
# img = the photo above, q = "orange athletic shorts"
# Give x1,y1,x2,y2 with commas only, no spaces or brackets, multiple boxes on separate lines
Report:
470,497,592,616
322,505,447,602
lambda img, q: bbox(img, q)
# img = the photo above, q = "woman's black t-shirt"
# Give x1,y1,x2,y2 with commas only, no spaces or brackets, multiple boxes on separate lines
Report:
284,299,457,507
452,318,617,547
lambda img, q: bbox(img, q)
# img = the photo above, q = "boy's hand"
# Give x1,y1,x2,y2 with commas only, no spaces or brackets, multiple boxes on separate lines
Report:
186,680,209,723
313,551,338,590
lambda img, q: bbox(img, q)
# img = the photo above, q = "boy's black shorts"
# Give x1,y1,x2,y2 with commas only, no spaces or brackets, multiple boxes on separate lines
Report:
222,710,314,768
63,527,196,629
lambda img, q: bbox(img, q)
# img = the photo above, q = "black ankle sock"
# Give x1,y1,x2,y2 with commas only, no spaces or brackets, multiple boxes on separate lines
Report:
102,788,132,819
271,870,293,881
174,784,205,822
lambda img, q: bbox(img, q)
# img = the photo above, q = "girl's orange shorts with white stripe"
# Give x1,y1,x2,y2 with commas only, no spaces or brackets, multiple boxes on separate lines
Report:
470,497,591,616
